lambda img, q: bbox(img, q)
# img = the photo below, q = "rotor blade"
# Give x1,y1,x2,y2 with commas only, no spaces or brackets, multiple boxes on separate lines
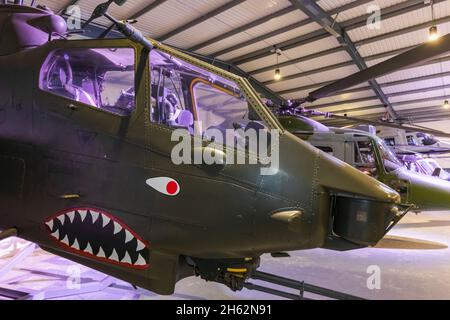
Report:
82,0,114,29
306,33,450,102
98,24,116,38
394,146,450,155
323,114,450,138
398,123,447,134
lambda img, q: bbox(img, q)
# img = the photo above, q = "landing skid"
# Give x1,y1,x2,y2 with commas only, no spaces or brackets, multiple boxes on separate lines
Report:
244,271,365,300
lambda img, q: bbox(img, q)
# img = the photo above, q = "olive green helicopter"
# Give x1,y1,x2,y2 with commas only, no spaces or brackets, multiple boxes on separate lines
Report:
0,0,420,299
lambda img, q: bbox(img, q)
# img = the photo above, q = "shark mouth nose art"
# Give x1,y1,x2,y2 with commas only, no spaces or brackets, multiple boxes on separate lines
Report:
44,208,150,269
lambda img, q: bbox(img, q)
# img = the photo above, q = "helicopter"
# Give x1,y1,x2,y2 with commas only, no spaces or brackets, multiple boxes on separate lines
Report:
278,115,450,211
345,125,450,182
374,126,450,155
0,0,412,299
397,153,450,182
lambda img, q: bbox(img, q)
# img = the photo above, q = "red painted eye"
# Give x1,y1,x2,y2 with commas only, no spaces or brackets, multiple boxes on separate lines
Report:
166,181,178,195
146,177,180,196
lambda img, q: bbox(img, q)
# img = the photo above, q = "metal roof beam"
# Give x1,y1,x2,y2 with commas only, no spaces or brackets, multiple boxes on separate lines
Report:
392,94,450,107
252,44,416,77
314,95,450,117
128,0,169,20
229,0,444,66
355,14,450,47
249,6,450,75
210,0,373,59
270,44,450,88
402,115,450,123
211,19,320,58
387,84,450,98
157,0,246,42
187,6,297,52
337,70,450,97
100,0,169,36
263,60,355,86
278,55,450,96
306,96,380,110
188,0,375,52
310,88,450,110
289,0,397,119
399,107,450,118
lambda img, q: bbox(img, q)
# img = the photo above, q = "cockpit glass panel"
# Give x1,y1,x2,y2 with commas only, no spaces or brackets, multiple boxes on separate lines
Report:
384,137,395,146
418,133,439,146
406,135,417,146
374,137,404,172
40,48,135,116
354,140,378,177
149,49,267,147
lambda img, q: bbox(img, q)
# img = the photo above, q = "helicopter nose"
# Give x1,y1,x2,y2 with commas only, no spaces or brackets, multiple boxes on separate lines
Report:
399,170,450,210
315,152,403,246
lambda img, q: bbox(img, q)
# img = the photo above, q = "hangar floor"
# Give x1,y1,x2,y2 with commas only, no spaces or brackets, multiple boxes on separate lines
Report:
1,210,450,300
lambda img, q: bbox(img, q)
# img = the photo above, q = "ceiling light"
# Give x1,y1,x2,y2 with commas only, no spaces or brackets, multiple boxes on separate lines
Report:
429,25,439,41
444,100,450,109
273,45,282,81
274,68,281,81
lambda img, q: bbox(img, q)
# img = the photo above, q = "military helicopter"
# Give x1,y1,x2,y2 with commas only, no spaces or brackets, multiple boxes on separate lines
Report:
0,0,410,300
376,126,450,155
397,153,450,181
280,115,450,211
346,125,450,181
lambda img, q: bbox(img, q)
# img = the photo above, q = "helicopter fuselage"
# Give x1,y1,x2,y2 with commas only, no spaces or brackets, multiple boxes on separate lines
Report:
284,120,450,212
0,5,403,295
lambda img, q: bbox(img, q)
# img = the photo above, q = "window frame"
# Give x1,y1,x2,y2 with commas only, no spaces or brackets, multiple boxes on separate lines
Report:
148,47,274,159
148,44,281,132
38,40,138,118
190,77,253,135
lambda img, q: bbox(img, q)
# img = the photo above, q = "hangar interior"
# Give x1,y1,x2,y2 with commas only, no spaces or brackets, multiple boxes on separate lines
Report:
2,0,450,300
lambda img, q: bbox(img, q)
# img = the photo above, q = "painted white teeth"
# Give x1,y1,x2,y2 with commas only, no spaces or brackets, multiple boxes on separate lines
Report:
113,222,122,235
97,247,106,258
135,254,146,266
72,238,80,250
121,251,132,264
49,210,147,266
102,215,110,227
61,235,69,246
84,243,93,254
78,210,87,222
51,229,59,240
136,240,145,251
56,215,65,225
90,210,99,224
109,248,119,262
124,230,133,243
66,211,75,223
46,220,54,231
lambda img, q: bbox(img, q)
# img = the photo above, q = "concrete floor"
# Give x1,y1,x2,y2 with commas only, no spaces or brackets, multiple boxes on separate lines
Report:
1,210,450,300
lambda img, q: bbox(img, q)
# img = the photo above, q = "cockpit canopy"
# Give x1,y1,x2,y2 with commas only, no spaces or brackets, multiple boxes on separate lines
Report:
40,47,135,116
39,44,269,150
149,49,267,146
